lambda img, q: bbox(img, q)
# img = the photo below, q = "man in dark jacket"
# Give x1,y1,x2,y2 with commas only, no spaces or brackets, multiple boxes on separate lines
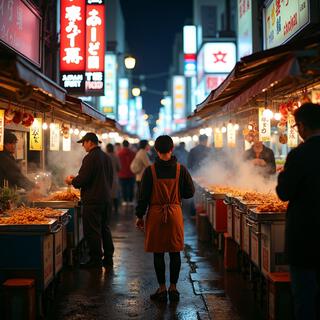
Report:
0,130,34,190
65,132,114,268
174,142,189,167
276,103,320,320
187,134,211,172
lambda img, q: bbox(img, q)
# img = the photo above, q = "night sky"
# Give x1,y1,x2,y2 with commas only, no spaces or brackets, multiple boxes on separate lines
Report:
120,0,193,117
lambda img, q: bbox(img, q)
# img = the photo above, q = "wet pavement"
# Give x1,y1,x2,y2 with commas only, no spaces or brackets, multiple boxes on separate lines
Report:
49,205,264,320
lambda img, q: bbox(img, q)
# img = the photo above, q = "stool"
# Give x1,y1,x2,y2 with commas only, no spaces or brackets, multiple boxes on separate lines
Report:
3,278,36,320
267,272,293,320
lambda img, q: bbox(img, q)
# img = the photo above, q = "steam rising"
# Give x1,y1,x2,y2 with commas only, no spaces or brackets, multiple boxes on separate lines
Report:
194,149,277,194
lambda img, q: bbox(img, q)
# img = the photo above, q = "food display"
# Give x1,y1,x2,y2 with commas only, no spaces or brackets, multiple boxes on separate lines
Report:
45,190,80,202
255,201,287,213
0,207,62,225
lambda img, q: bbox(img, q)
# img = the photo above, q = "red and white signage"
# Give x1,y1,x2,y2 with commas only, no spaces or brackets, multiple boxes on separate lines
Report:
206,74,227,91
60,0,105,95
0,0,41,66
202,42,236,73
264,0,309,49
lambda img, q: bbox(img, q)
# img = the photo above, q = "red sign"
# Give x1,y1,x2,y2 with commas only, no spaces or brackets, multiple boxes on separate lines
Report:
0,0,41,66
60,0,105,95
60,0,86,71
85,4,104,95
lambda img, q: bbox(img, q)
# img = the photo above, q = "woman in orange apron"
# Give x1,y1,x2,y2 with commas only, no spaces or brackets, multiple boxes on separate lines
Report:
136,135,195,303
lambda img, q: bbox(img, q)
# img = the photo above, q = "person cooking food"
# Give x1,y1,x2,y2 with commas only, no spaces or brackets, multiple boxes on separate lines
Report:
0,130,35,190
244,136,276,176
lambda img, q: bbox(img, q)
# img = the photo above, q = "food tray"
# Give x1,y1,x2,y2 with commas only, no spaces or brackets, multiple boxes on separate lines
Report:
45,209,69,224
247,208,286,222
209,192,226,200
32,201,79,209
224,194,234,204
237,201,262,213
0,218,59,233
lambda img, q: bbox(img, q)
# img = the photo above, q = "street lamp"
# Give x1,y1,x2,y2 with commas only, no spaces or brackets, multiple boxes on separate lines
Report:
124,55,136,70
132,87,141,97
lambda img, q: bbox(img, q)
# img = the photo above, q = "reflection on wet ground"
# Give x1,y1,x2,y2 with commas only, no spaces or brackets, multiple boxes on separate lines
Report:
50,206,263,319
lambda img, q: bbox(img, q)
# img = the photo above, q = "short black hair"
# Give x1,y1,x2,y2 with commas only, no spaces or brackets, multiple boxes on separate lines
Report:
154,135,174,154
4,130,18,144
179,142,186,147
294,103,320,130
139,140,148,150
199,134,208,142
123,140,129,147
106,143,114,153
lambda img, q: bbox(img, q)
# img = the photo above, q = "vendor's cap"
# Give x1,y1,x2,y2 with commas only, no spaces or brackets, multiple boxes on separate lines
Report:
4,130,18,144
77,132,101,144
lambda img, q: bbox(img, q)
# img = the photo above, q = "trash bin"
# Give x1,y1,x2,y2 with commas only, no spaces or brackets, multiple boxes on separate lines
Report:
3,278,36,320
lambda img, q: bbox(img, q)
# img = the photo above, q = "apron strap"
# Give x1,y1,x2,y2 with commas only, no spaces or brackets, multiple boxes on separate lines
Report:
175,163,181,197
151,164,157,183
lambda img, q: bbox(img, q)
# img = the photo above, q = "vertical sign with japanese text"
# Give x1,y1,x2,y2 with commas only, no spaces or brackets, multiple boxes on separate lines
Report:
50,123,60,151
118,78,129,126
0,110,4,151
259,108,271,142
173,76,186,129
85,1,105,95
227,123,236,147
60,0,105,95
287,114,298,148
30,118,42,151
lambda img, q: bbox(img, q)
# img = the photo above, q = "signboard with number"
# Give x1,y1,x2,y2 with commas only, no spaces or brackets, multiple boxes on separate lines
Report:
0,110,4,151
60,0,105,95
264,0,309,49
30,118,42,151
0,0,41,66
259,108,271,142
287,114,298,148
50,123,60,151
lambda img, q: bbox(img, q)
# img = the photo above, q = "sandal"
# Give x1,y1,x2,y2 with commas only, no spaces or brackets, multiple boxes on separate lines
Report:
168,289,180,302
150,289,167,302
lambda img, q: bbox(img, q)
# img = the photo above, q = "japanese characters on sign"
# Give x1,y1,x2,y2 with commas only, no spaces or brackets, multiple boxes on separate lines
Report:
50,123,60,151
202,42,236,73
227,123,236,147
258,108,271,142
0,110,4,151
287,114,298,148
118,78,129,126
60,0,105,95
0,0,41,66
30,118,42,151
264,0,309,49
173,76,186,128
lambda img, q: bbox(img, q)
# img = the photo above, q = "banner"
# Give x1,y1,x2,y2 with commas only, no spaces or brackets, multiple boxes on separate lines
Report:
214,131,223,148
50,123,60,151
30,118,42,151
287,114,298,148
0,110,4,151
227,123,236,147
259,108,271,142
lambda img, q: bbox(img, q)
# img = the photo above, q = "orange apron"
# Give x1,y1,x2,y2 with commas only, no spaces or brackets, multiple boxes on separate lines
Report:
144,163,184,253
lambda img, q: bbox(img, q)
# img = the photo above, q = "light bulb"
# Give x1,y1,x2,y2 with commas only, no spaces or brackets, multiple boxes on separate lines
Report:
248,124,253,130
221,126,227,133
263,108,274,120
192,135,199,142
69,128,74,134
234,124,240,131
274,113,282,121
42,122,48,130
49,123,55,129
74,128,80,135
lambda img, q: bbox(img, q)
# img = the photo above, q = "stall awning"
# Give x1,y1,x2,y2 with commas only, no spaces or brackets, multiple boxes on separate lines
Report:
192,35,320,120
0,54,66,106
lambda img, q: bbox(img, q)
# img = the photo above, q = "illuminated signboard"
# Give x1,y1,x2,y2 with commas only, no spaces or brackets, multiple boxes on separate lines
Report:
258,108,271,142
264,0,309,49
202,42,236,73
183,25,197,77
30,118,43,151
60,0,105,95
237,0,253,60
0,0,41,66
100,53,116,118
206,74,227,92
172,76,186,125
118,78,129,126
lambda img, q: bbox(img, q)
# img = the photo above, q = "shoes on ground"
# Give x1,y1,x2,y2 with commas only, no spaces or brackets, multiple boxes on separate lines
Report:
150,289,167,302
80,260,102,269
168,289,180,302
